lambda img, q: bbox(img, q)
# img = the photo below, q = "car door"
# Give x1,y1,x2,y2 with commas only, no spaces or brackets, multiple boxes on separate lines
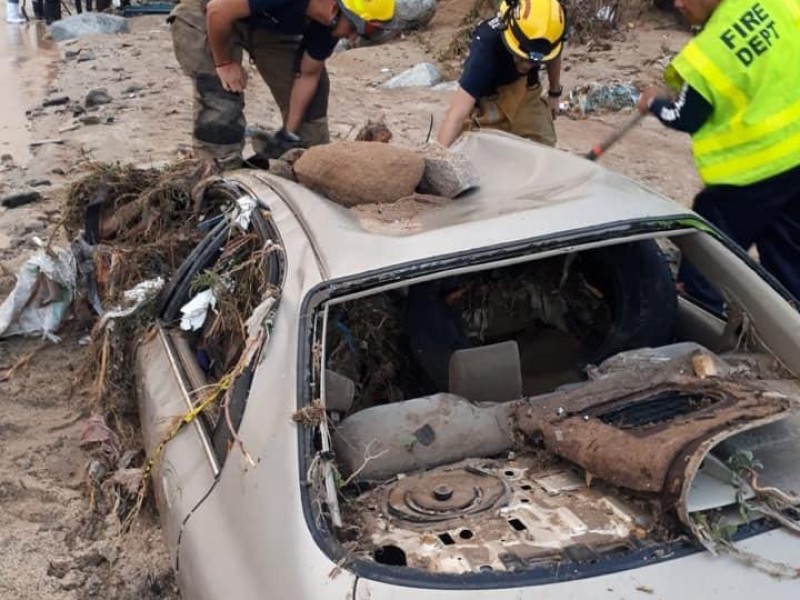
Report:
136,191,284,555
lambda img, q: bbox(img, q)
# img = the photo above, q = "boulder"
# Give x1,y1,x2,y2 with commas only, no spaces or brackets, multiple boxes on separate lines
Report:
294,142,425,207
380,62,443,89
49,13,129,42
416,142,479,198
394,0,437,29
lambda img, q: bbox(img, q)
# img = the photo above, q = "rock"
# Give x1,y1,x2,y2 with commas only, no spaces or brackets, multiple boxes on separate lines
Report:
354,117,393,143
122,84,143,95
26,178,52,187
80,115,102,126
59,570,86,592
267,159,296,181
74,550,108,569
278,147,306,165
294,141,425,207
432,81,460,92
395,0,437,29
49,13,129,42
76,49,96,62
47,560,71,579
416,143,480,198
2,191,42,209
42,95,70,107
380,62,442,89
85,89,112,107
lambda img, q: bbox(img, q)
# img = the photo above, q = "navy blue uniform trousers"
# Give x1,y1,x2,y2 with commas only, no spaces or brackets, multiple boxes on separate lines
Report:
680,163,800,310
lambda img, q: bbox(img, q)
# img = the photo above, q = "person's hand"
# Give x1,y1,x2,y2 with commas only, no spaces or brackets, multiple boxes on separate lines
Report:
216,62,248,93
549,95,560,119
637,86,661,115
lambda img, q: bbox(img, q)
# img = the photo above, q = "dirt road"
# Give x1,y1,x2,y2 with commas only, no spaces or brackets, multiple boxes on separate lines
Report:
0,2,701,597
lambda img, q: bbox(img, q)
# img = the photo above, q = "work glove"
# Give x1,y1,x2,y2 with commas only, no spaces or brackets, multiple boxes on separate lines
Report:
250,128,306,159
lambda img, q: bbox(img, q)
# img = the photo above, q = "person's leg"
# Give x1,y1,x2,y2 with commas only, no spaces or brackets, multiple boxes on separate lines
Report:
679,177,791,309
751,167,800,301
245,28,331,146
6,0,26,23
42,0,59,23
191,76,246,166
507,83,557,147
170,6,246,165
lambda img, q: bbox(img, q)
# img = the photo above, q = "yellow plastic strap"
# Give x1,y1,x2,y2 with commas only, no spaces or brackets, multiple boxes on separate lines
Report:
699,128,800,183
694,97,800,155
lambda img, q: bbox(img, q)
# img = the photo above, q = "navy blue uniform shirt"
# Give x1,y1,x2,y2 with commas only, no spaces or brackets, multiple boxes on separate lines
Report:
459,17,537,100
247,0,338,61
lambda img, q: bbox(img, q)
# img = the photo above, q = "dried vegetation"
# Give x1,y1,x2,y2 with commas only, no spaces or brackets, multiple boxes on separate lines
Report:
60,159,274,528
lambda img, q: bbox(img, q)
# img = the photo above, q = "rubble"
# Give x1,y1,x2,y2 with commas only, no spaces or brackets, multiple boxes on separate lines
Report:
416,142,479,198
394,0,437,29
49,13,130,42
380,62,443,89
567,81,640,114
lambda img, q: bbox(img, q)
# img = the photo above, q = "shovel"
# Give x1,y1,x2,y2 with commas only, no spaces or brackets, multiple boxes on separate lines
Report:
585,113,645,161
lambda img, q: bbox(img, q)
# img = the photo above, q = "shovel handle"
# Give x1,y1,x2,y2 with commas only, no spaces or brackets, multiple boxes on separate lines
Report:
586,113,645,161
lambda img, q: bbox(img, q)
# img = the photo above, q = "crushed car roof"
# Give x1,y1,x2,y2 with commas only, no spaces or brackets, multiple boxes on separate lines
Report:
234,130,693,280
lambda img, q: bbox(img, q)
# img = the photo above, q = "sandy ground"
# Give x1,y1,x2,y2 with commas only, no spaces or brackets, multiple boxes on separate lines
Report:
0,2,702,598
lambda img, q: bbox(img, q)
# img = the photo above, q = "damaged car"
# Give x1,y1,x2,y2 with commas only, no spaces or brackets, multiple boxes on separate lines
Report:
135,131,800,599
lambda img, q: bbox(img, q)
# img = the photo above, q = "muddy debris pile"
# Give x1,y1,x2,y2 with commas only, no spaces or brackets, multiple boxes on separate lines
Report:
0,158,280,533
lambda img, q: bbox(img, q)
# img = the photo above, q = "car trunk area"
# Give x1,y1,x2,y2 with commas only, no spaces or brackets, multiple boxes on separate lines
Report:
301,232,800,582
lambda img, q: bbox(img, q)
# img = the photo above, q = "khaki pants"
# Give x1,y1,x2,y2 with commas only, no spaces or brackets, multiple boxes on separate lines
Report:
463,78,556,147
169,0,330,163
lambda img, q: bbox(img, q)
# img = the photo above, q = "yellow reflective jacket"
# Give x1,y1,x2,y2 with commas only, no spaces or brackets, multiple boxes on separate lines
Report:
665,0,800,185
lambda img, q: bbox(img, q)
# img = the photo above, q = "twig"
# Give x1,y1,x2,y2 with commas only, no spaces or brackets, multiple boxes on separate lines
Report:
339,439,389,488
0,342,48,382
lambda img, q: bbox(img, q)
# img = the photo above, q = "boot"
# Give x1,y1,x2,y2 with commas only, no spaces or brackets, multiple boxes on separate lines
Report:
5,0,26,23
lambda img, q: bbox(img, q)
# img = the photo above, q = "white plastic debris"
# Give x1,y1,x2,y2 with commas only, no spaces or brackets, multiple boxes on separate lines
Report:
0,244,77,342
234,196,258,231
96,277,165,330
179,289,217,331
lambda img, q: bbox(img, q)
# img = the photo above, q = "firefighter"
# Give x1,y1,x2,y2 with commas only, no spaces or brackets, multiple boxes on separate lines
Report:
169,0,395,167
638,0,800,307
437,0,567,148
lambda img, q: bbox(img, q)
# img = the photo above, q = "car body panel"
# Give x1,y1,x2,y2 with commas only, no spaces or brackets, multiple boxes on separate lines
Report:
233,130,692,282
355,527,800,599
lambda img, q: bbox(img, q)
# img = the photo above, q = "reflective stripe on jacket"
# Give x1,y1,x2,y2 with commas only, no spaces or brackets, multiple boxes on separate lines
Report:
665,0,800,185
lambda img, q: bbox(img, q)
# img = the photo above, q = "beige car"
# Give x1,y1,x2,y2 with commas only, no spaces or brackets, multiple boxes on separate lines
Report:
136,131,800,599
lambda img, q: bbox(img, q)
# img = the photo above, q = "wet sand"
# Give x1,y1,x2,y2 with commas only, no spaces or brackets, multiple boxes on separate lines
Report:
0,8,58,163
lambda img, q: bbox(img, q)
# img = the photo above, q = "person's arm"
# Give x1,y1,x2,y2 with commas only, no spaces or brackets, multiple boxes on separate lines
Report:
206,0,251,92
637,84,713,134
284,52,325,135
437,87,477,147
545,53,563,119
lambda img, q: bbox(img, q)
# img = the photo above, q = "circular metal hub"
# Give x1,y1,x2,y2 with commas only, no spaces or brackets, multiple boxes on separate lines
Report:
386,467,509,523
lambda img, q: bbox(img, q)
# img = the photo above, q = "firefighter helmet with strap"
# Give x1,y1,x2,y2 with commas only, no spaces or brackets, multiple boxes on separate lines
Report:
500,0,566,63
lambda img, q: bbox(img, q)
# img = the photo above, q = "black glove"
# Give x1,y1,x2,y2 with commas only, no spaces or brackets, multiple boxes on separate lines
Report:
276,128,302,145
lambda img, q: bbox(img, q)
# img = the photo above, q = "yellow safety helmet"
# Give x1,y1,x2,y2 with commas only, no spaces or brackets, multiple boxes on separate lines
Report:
337,0,396,36
499,0,566,63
